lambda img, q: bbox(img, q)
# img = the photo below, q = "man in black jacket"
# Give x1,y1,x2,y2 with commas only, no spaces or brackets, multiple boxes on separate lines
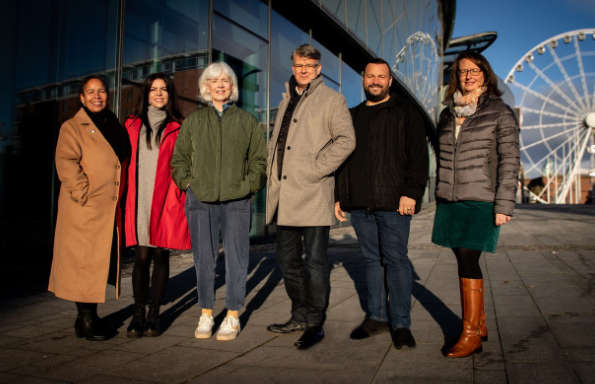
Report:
335,58,428,349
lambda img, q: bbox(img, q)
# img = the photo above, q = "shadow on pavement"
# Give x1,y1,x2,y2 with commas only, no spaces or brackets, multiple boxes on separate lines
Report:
109,248,282,333
331,245,461,352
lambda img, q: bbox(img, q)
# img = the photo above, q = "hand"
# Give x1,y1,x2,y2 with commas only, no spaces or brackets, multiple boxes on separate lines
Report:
398,196,416,216
335,201,347,222
495,213,511,226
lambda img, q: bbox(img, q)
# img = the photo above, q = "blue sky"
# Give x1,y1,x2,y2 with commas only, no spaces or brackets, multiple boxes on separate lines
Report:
452,0,595,79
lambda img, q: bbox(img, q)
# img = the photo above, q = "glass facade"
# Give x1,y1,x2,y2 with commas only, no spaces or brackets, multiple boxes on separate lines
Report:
320,0,444,121
2,0,446,266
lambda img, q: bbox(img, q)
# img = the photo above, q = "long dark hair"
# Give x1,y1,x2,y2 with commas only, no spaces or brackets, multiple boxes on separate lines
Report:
139,73,183,149
444,51,502,103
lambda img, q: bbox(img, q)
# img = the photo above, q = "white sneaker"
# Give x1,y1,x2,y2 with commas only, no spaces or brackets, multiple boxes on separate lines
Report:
194,313,214,339
216,315,241,341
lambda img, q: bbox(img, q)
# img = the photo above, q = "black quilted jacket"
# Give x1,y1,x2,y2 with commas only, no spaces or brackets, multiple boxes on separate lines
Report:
435,93,520,216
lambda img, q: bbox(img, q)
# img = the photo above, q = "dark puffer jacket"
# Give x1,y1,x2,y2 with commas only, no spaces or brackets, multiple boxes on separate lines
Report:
435,92,520,216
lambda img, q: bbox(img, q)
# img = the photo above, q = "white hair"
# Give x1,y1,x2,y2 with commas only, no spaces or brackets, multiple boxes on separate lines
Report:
198,62,239,103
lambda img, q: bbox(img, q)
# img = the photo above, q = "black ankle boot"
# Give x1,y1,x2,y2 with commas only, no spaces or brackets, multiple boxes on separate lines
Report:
74,303,114,341
144,304,161,337
127,303,146,338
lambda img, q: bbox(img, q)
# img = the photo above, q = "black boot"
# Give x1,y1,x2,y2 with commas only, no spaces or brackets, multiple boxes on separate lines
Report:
144,304,161,337
74,303,114,341
126,303,146,338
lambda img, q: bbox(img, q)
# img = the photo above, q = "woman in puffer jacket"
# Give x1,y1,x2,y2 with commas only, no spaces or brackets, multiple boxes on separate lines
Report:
432,51,520,358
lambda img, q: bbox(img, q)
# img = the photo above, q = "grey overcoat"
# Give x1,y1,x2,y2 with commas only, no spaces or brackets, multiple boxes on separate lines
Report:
266,77,355,226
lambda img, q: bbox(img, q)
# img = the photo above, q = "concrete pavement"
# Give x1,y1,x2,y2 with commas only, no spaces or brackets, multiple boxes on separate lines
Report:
1,204,594,383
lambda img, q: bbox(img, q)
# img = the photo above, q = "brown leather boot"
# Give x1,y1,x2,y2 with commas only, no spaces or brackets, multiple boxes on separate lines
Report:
447,278,483,358
458,278,488,341
479,279,488,341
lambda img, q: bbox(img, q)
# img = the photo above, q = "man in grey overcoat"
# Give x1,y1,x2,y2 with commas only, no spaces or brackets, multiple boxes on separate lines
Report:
265,44,356,350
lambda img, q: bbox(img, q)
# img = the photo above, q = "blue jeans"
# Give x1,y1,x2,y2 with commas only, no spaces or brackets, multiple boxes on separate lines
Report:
185,189,251,310
275,226,330,327
350,210,413,329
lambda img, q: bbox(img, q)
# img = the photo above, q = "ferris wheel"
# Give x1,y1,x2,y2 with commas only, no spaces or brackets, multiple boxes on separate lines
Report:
393,31,440,119
505,29,595,204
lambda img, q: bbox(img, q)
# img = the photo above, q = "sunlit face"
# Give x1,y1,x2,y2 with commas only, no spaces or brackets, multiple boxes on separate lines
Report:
363,63,392,102
80,78,107,113
148,78,169,109
291,55,322,90
206,73,232,104
458,58,485,94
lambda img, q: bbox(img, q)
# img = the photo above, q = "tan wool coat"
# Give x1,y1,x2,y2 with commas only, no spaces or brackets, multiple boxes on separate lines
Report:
49,108,126,303
266,77,355,226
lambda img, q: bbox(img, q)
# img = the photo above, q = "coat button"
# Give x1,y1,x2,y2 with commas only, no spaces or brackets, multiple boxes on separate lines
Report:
113,196,118,201
287,146,291,150
293,118,297,123
116,164,120,169
115,181,119,186
282,175,287,180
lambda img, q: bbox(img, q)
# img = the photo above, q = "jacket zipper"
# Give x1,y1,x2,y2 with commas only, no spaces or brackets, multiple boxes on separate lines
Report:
218,111,223,201
451,114,458,201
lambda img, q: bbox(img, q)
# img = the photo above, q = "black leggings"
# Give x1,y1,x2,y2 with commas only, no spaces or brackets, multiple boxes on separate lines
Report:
453,248,482,279
132,246,170,306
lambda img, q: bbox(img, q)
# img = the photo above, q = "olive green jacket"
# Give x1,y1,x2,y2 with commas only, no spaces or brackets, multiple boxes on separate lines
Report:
171,105,267,202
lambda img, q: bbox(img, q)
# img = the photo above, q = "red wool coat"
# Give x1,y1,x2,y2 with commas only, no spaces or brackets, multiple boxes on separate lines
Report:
124,117,191,250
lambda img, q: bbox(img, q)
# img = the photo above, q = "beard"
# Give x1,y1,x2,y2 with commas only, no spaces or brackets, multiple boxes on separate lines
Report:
364,85,389,102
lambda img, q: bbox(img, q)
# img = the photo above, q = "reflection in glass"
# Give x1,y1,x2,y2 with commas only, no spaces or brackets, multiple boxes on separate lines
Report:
214,0,267,39
123,0,209,118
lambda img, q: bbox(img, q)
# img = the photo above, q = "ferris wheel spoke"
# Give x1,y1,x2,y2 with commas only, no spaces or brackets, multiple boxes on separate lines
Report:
512,80,579,116
520,106,571,120
549,44,588,111
573,36,591,109
522,121,577,130
555,130,591,202
524,128,581,169
521,125,578,151
527,61,583,114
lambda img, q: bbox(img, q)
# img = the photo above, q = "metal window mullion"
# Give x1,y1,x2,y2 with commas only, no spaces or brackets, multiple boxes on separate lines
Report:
114,0,126,119
266,0,271,142
208,0,213,64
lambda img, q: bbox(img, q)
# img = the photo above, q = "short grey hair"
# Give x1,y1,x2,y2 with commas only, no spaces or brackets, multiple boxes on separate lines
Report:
198,62,239,103
291,44,321,62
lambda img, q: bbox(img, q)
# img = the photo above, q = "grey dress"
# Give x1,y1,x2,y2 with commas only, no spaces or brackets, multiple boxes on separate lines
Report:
136,106,166,247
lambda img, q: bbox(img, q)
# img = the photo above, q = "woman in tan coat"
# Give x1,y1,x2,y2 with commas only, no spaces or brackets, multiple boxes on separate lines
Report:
49,75,131,341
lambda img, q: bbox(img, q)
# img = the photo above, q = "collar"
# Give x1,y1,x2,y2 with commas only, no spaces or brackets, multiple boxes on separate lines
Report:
209,101,233,116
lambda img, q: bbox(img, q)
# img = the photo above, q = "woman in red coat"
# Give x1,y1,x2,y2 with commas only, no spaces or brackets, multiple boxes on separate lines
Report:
124,73,190,337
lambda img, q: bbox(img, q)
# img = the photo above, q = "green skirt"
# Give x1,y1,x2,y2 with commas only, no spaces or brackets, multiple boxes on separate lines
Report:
431,201,500,253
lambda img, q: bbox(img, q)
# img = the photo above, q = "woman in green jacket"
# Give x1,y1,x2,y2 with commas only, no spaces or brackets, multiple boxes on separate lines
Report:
171,62,267,342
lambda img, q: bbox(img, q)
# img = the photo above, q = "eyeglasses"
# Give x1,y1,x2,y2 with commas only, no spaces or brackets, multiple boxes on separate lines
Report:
292,63,320,70
457,68,482,77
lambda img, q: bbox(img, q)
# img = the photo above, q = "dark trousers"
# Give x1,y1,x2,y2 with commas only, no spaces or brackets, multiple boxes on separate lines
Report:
275,226,330,327
185,190,251,311
350,210,413,329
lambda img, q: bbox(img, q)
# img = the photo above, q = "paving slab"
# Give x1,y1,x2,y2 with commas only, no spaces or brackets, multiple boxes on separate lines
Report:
0,203,594,383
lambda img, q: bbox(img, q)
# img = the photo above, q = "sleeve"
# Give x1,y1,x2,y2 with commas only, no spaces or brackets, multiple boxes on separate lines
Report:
494,106,520,216
55,121,89,205
334,108,357,203
246,116,268,193
314,94,356,177
401,104,429,202
170,114,194,190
